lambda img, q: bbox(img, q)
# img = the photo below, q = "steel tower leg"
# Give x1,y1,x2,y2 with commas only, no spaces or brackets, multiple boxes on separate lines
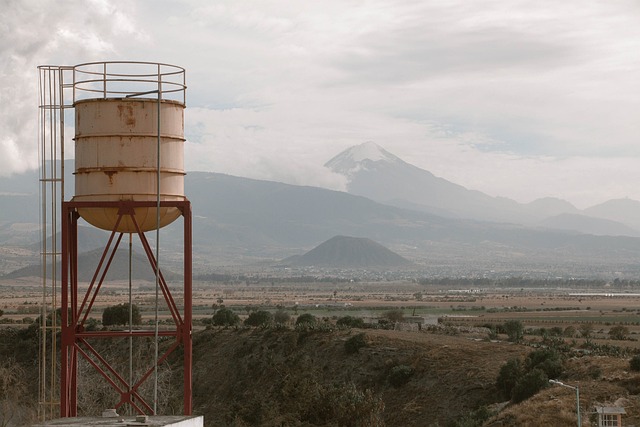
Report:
59,200,192,417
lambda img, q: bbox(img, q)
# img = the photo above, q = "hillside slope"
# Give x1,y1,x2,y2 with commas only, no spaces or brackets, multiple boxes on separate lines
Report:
192,327,525,426
2,326,640,426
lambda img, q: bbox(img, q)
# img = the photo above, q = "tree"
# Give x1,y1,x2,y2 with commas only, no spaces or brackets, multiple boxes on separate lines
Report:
245,310,273,327
496,358,522,399
609,325,629,340
511,368,548,403
102,303,141,326
212,308,240,326
496,348,565,404
525,348,563,380
503,320,524,342
579,323,594,341
274,310,291,325
295,313,316,326
630,355,640,372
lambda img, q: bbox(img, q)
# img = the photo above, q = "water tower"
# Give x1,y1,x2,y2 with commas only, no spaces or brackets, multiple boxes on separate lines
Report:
38,61,192,418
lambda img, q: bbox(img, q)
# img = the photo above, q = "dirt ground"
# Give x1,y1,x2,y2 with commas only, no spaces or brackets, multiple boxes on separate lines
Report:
3,275,640,426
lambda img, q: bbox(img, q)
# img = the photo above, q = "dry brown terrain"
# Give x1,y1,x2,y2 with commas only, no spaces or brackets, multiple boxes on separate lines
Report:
2,278,640,426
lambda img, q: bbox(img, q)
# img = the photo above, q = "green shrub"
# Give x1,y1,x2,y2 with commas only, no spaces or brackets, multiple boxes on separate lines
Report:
300,381,384,426
244,310,273,327
630,355,640,371
344,333,367,354
497,348,565,403
588,365,602,379
295,313,317,326
496,358,522,399
102,303,141,326
503,320,524,342
337,316,364,328
388,364,413,387
609,325,630,340
526,348,563,379
511,368,548,403
212,307,240,326
453,406,493,427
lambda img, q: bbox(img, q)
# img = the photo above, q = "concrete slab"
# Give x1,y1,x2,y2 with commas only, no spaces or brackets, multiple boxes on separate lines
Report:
33,415,204,427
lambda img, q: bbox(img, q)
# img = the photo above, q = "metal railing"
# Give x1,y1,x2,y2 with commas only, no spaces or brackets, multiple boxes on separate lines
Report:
72,61,186,104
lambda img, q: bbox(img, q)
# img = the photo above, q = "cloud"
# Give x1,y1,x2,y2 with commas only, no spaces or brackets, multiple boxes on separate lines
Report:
2,0,640,208
0,0,148,176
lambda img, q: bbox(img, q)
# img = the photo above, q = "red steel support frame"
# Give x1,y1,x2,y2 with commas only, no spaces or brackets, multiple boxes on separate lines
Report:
60,200,192,417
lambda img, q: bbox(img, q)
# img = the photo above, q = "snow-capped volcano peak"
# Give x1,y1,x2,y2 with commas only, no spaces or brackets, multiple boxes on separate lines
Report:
325,142,403,176
346,141,398,162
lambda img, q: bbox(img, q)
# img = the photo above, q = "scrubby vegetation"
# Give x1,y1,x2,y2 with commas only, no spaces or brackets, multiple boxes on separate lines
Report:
336,315,365,328
211,307,240,326
496,348,564,403
344,332,367,354
387,364,413,387
295,313,317,326
102,303,141,326
3,302,640,426
244,310,273,327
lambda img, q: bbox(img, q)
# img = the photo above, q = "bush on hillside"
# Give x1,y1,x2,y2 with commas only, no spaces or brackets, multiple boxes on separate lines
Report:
102,303,141,326
496,358,522,399
609,325,630,340
295,313,317,326
453,406,493,427
630,355,640,371
212,308,240,326
511,368,548,403
503,320,524,342
344,333,367,354
388,364,413,387
525,348,563,379
336,316,364,328
245,310,273,327
497,348,564,403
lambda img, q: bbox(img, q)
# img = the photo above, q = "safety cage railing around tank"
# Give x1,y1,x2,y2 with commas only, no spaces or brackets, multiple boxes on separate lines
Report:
72,61,186,104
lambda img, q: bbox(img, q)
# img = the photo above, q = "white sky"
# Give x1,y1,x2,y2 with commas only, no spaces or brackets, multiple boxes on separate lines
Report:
2,0,639,208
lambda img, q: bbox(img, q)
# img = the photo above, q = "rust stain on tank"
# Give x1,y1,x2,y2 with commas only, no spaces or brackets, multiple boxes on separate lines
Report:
117,104,136,127
103,169,121,185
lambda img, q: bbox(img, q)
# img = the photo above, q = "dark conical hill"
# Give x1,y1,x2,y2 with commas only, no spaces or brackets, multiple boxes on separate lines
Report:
289,235,413,269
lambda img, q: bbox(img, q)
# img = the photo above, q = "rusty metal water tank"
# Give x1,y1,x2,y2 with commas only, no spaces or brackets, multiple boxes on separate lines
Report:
71,62,187,232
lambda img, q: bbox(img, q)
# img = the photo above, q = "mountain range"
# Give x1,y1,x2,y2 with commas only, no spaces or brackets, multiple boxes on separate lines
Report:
326,142,640,234
3,144,640,278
